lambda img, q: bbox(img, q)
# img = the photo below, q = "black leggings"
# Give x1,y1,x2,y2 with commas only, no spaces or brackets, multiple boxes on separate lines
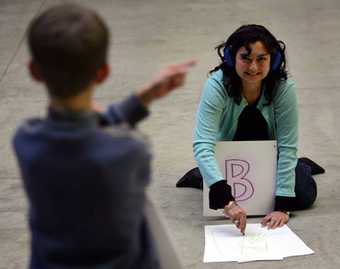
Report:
285,160,317,210
234,104,317,211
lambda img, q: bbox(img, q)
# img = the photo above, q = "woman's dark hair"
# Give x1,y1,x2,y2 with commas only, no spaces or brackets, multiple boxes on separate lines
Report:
210,24,288,105
28,4,109,99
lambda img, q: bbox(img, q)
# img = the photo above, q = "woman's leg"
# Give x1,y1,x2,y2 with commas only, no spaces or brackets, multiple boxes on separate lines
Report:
292,159,317,210
176,167,203,189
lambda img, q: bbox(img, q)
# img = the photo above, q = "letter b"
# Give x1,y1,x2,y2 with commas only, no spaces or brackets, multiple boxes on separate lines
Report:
225,159,254,202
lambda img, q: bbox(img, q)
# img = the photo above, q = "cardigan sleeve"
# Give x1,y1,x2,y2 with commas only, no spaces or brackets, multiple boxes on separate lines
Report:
273,80,298,197
193,74,227,187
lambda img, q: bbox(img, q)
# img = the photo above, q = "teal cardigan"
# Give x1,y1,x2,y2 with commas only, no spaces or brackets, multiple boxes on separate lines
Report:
193,70,298,197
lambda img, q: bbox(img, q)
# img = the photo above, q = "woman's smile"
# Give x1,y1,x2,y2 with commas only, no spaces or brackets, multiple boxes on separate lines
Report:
245,71,261,76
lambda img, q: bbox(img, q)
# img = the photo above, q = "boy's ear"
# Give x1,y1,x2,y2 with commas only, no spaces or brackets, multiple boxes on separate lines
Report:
95,64,110,84
28,61,44,82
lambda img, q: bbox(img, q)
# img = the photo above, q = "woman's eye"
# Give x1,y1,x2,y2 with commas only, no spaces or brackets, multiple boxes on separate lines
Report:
241,56,251,62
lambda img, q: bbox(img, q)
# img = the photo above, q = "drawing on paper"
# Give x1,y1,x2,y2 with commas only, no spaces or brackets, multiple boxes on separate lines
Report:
204,224,315,263
241,232,268,257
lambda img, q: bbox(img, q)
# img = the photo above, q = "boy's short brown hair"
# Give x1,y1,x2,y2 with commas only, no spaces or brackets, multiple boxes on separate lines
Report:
28,4,109,98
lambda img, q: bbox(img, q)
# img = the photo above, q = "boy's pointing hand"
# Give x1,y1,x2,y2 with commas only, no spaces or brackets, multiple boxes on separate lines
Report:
137,60,196,107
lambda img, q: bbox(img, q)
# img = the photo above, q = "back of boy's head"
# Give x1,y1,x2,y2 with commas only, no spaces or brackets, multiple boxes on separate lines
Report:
28,4,109,98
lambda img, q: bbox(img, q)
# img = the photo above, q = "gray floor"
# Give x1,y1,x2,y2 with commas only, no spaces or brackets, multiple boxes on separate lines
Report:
1,0,340,268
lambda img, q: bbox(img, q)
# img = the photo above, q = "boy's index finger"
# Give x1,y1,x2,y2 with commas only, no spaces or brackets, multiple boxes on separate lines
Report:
182,59,197,68
175,59,197,73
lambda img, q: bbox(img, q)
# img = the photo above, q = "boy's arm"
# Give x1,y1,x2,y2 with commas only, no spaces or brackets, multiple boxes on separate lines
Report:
103,95,149,127
100,60,196,127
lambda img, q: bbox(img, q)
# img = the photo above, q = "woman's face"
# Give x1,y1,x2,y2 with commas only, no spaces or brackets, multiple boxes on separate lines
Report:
235,41,271,84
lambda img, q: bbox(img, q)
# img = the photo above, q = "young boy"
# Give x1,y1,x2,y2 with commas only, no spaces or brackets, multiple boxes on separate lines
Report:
13,3,194,269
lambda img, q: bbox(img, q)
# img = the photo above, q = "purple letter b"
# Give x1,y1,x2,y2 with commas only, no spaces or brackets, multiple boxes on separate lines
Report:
225,159,254,202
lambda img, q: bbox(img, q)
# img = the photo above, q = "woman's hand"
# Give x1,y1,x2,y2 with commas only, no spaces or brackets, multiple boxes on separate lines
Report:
224,201,247,235
261,211,289,229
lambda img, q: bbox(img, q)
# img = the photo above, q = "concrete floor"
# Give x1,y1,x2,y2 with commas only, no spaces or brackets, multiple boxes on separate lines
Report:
0,0,340,268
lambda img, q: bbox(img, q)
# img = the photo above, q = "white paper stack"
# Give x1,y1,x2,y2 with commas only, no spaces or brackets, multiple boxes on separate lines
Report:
204,223,314,263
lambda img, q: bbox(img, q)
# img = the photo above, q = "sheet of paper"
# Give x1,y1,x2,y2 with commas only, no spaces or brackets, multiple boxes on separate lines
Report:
204,223,314,263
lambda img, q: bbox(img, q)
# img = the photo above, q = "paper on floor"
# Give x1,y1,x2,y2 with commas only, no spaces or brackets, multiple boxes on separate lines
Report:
204,223,314,263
